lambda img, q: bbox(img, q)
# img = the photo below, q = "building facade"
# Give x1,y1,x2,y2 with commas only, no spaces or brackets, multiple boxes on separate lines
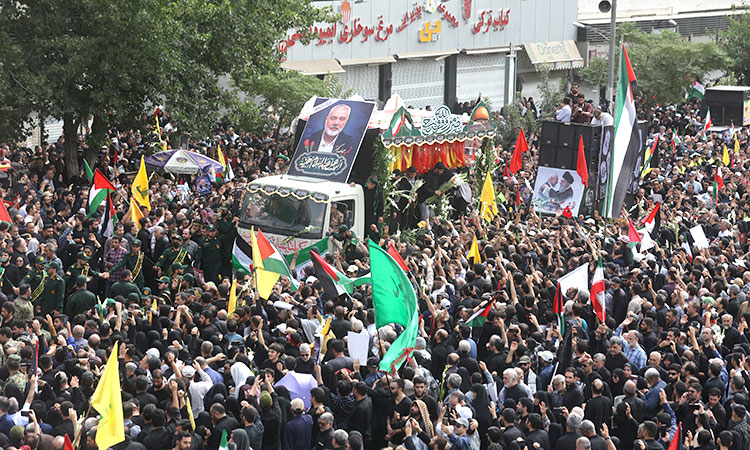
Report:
282,0,580,110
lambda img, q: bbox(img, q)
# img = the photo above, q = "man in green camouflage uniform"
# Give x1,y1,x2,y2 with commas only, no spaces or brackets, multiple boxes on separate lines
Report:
66,275,97,318
12,285,33,321
197,224,222,284
4,355,25,393
110,239,150,290
39,261,65,316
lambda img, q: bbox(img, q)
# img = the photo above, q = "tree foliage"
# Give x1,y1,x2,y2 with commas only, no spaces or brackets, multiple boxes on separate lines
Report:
536,65,567,119
237,72,346,136
722,11,750,85
579,23,727,107
0,0,333,177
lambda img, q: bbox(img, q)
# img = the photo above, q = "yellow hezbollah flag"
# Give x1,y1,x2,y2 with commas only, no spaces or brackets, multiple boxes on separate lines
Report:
185,397,196,430
479,172,498,223
90,342,125,450
127,197,144,230
228,278,238,316
723,144,730,166
468,236,482,264
736,136,741,155
250,227,279,299
132,156,151,211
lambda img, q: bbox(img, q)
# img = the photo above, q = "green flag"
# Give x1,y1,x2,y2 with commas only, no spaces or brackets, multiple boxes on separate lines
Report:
83,159,94,183
368,239,419,372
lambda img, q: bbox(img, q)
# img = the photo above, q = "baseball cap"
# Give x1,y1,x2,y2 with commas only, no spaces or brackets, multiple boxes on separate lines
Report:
518,355,531,364
454,417,469,428
181,366,196,378
538,351,554,363
306,276,318,284
290,398,305,413
367,357,379,368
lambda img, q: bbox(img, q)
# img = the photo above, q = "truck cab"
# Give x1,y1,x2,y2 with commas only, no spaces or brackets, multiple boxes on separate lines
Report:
237,175,365,255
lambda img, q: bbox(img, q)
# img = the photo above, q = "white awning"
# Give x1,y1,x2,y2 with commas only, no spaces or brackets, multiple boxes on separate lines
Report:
463,45,516,55
338,56,396,66
395,50,459,60
280,59,345,75
523,41,584,70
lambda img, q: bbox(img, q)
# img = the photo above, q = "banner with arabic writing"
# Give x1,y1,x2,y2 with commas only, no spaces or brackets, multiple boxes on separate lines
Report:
288,98,375,183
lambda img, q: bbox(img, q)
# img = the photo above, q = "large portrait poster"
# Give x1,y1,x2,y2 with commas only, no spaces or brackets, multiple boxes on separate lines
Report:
288,98,375,182
531,166,585,216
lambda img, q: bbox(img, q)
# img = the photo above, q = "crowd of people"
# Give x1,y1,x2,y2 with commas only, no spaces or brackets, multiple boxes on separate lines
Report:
0,93,747,450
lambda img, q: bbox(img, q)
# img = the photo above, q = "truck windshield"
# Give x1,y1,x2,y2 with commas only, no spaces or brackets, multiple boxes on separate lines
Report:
241,190,326,240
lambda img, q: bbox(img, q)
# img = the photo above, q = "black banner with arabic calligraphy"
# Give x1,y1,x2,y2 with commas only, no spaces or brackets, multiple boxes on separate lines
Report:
288,98,375,183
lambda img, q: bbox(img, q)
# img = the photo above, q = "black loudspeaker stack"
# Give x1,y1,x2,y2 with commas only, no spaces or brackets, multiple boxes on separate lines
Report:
539,121,604,216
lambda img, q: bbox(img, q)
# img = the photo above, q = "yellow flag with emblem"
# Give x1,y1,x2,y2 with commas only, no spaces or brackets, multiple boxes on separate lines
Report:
132,156,151,211
127,197,145,230
90,342,125,450
185,397,196,430
479,172,498,223
723,144,730,166
228,278,238,316
468,235,482,264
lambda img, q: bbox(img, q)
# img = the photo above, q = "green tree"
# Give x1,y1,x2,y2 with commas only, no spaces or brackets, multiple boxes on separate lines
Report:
239,72,344,137
0,0,333,178
536,65,567,119
723,12,750,84
578,23,727,107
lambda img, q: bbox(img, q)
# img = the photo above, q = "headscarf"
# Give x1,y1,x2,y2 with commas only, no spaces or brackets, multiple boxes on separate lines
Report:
470,384,491,434
231,429,250,450
230,362,253,398
413,399,434,439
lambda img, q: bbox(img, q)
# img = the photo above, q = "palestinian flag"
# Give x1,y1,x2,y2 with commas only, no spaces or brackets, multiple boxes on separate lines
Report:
603,44,642,218
642,202,661,235
254,229,298,288
466,301,493,327
553,283,565,336
703,107,713,135
590,258,606,323
714,160,724,201
88,169,117,217
667,422,683,450
232,235,254,274
628,219,641,247
216,144,234,182
641,134,658,177
218,430,229,450
388,242,409,272
0,200,11,225
310,249,348,301
99,191,117,238
687,79,705,99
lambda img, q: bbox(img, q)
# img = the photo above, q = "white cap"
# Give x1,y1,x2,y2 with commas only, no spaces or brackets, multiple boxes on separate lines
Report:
538,351,554,363
181,366,196,378
306,276,318,283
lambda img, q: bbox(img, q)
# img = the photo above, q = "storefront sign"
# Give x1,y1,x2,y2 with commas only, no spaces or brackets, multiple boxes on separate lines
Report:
279,0,511,59
419,21,441,42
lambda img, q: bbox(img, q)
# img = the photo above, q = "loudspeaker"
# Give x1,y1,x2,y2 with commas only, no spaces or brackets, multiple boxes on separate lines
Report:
539,121,602,172
539,144,557,167
556,146,576,169
557,123,576,147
